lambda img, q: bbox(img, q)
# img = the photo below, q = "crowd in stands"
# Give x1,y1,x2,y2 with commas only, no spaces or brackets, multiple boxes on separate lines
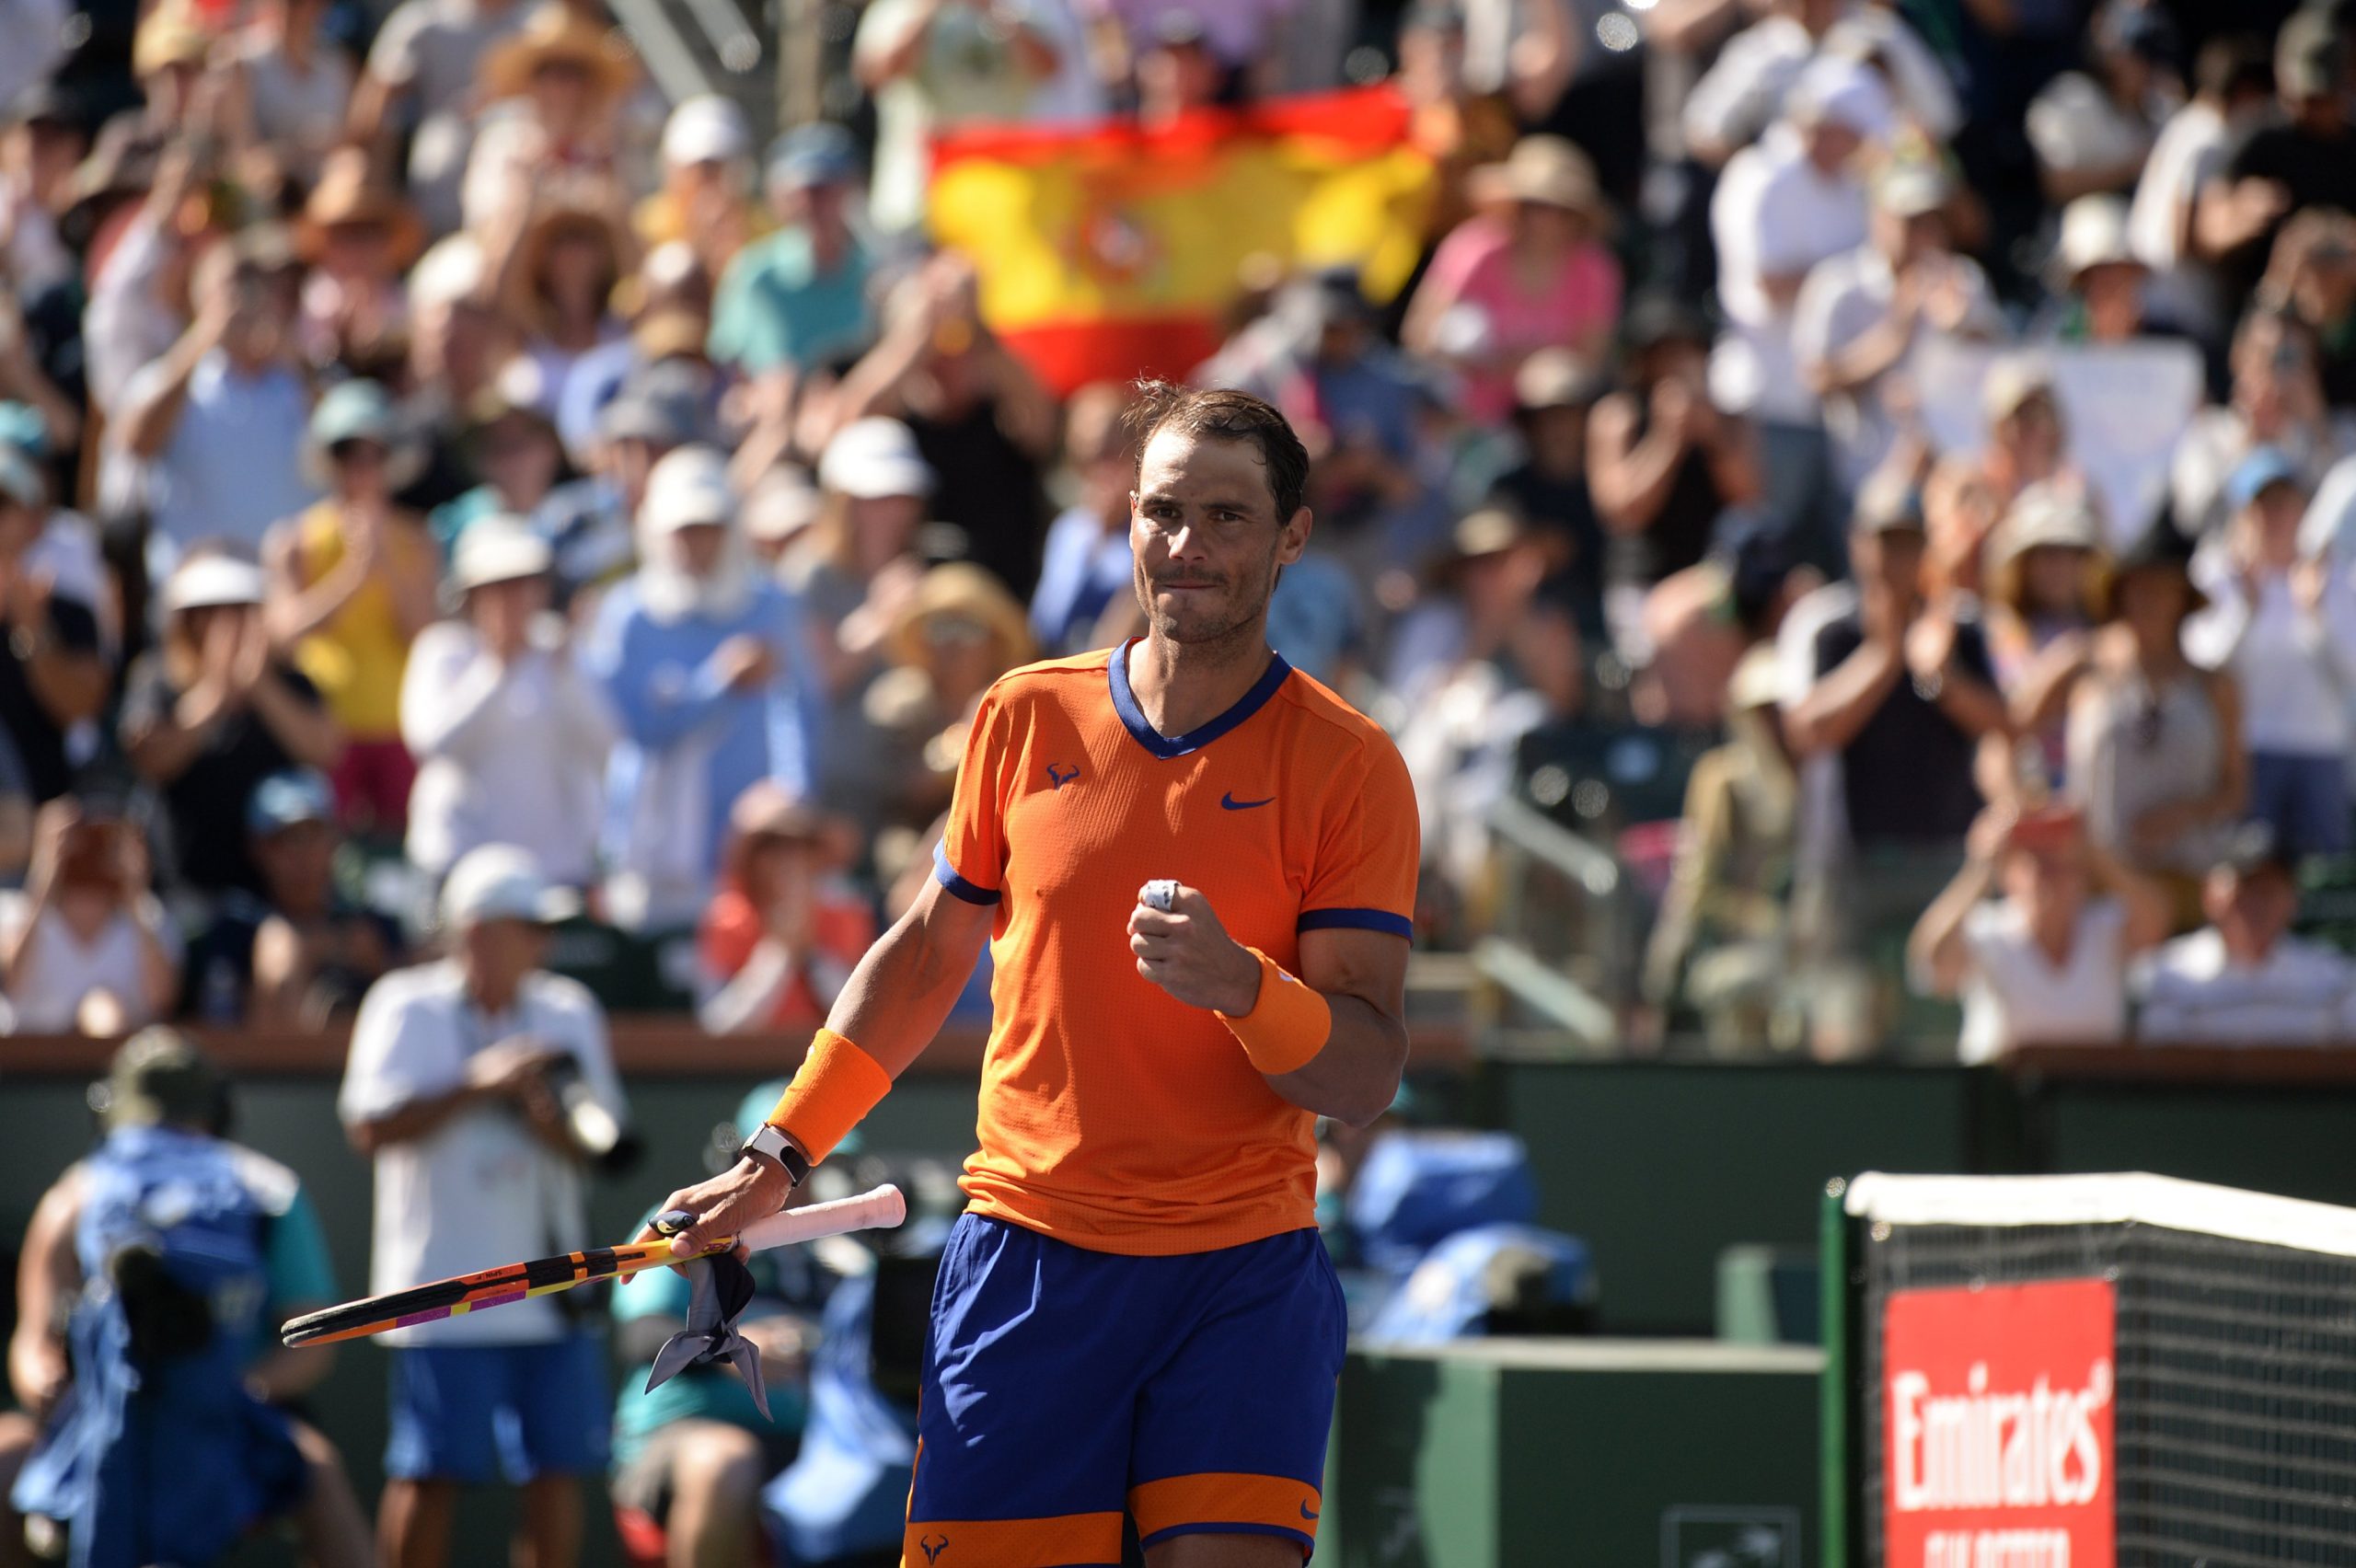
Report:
8,0,2356,1556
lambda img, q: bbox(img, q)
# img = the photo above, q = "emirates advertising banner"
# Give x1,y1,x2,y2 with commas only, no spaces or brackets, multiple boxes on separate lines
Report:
1882,1278,2116,1568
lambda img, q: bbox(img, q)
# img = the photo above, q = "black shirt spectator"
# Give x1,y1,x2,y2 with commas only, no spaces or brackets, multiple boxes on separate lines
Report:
0,593,99,802
1811,607,1996,845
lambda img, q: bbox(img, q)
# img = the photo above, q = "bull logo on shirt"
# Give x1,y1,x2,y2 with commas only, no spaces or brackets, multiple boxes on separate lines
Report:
1045,762,1080,791
918,1534,952,1562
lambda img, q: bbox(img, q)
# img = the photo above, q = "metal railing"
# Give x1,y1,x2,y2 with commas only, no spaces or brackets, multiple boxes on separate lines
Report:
1472,794,1639,1054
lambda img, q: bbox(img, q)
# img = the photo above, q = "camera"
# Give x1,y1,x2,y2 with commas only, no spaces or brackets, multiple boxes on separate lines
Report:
537,1055,642,1173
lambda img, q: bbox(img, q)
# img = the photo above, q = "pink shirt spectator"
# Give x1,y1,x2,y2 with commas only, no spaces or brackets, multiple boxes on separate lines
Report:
1415,213,1623,422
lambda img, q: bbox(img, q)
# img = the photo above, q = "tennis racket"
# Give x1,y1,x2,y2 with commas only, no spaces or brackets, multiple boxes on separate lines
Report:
280,1183,907,1348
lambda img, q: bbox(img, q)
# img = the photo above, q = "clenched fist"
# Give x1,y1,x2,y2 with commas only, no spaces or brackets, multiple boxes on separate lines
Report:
1127,882,1263,1016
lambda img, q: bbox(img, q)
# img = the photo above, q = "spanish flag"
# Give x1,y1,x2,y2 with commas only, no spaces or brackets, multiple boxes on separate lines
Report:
928,88,1437,396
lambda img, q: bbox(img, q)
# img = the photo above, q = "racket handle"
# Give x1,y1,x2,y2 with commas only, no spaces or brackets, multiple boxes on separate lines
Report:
736,1183,907,1252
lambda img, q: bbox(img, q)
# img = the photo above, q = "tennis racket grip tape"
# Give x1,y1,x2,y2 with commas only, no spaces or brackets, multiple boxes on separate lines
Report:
734,1182,907,1251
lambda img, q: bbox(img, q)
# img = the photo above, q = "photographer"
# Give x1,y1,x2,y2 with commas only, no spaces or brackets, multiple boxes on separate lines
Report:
0,800,179,1036
336,842,626,1568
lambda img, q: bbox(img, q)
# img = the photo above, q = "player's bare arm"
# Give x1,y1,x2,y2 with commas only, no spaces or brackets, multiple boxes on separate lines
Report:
1129,882,1410,1127
639,876,993,1255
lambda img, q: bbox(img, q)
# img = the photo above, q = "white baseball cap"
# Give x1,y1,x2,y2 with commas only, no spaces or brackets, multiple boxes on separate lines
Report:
663,95,751,167
442,844,580,928
451,516,554,592
641,444,737,533
744,467,824,541
818,417,934,501
1790,56,1893,140
160,554,266,614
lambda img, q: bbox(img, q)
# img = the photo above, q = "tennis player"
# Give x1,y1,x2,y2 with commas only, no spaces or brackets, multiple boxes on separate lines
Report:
645,383,1420,1567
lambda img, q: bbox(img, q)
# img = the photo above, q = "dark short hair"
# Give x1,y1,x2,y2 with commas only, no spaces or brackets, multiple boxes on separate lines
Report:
1125,382,1310,523
2195,32,2274,99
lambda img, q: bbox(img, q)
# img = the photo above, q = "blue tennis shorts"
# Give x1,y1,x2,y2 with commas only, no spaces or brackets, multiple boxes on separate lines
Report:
905,1213,1345,1566
384,1334,612,1484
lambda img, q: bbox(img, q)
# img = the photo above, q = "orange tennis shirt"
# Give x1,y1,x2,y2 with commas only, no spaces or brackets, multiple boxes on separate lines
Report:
932,639,1421,1256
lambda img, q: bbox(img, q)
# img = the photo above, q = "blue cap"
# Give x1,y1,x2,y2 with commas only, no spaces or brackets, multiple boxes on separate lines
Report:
247,768,336,836
0,402,47,461
767,121,858,190
2226,446,2305,511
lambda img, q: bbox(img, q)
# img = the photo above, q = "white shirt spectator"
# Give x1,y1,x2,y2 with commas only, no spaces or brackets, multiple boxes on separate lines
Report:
1681,7,1955,160
0,890,179,1034
83,212,184,414
336,959,624,1346
400,617,620,884
2133,928,2354,1044
1711,122,1870,423
2184,548,2356,757
1795,244,2002,488
2128,98,2230,276
1956,896,2131,1065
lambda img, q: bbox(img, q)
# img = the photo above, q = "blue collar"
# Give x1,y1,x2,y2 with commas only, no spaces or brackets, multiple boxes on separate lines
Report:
1107,638,1292,759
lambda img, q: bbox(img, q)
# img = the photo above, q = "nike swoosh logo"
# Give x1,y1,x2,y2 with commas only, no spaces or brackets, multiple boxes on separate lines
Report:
1220,792,1275,811
1299,1502,1320,1520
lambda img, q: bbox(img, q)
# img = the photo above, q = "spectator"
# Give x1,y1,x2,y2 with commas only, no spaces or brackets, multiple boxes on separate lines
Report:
402,516,618,886
487,199,631,444
2171,308,2343,545
1708,56,1890,546
2128,33,2274,338
791,417,934,824
867,561,1038,830
707,124,873,393
181,768,397,1027
349,0,530,236
2034,194,2173,345
2185,449,2356,857
1391,508,1584,895
0,85,87,301
1133,11,1231,125
293,148,424,379
1642,647,1799,1051
2197,10,2356,301
697,782,875,1034
263,379,441,838
1403,135,1623,424
222,0,353,193
2066,525,2245,898
7,1031,372,1567
0,447,107,803
588,445,822,928
1911,802,2172,1062
1483,349,1607,641
742,465,824,571
114,228,316,556
2025,0,2181,207
428,359,568,551
2134,824,2356,1042
0,800,179,1036
539,363,710,599
337,844,624,1568
635,96,764,282
2258,208,2356,409
551,244,720,467
1085,0,1299,101
1952,354,2076,513
854,0,1068,234
830,253,1057,598
121,551,344,900
1983,483,2109,790
1784,479,2006,1050
1796,163,2003,493
1588,295,1761,663
1031,381,1139,656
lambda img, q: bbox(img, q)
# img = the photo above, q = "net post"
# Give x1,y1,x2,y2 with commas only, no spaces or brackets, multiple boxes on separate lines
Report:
1819,1175,1851,1568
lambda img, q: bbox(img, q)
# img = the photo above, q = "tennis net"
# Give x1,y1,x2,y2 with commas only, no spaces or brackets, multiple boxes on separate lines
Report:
1834,1172,2356,1568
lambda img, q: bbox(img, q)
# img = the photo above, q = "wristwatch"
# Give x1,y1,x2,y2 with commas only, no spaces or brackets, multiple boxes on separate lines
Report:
742,1124,812,1185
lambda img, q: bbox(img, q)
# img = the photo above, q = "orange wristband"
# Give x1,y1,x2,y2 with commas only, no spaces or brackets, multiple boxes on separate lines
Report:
1217,948,1333,1077
764,1028,894,1162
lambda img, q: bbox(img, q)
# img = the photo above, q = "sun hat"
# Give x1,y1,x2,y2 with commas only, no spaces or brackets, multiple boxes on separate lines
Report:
481,3,638,102
885,562,1035,671
442,843,581,927
303,379,424,489
819,418,935,500
451,515,555,592
159,554,266,615
1470,136,1611,225
663,95,752,167
298,147,425,268
641,444,736,534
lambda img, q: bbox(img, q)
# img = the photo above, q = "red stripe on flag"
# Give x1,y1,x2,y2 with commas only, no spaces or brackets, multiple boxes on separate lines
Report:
930,86,1416,174
998,317,1228,398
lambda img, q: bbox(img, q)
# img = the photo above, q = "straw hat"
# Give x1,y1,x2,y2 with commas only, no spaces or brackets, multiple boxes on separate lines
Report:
2049,194,2141,290
1986,483,2110,615
298,148,424,268
885,563,1035,672
133,1,212,76
1470,136,1611,226
481,3,639,103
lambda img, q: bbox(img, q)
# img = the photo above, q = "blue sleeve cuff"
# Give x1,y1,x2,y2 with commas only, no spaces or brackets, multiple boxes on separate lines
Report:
1299,906,1414,940
932,842,1002,906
